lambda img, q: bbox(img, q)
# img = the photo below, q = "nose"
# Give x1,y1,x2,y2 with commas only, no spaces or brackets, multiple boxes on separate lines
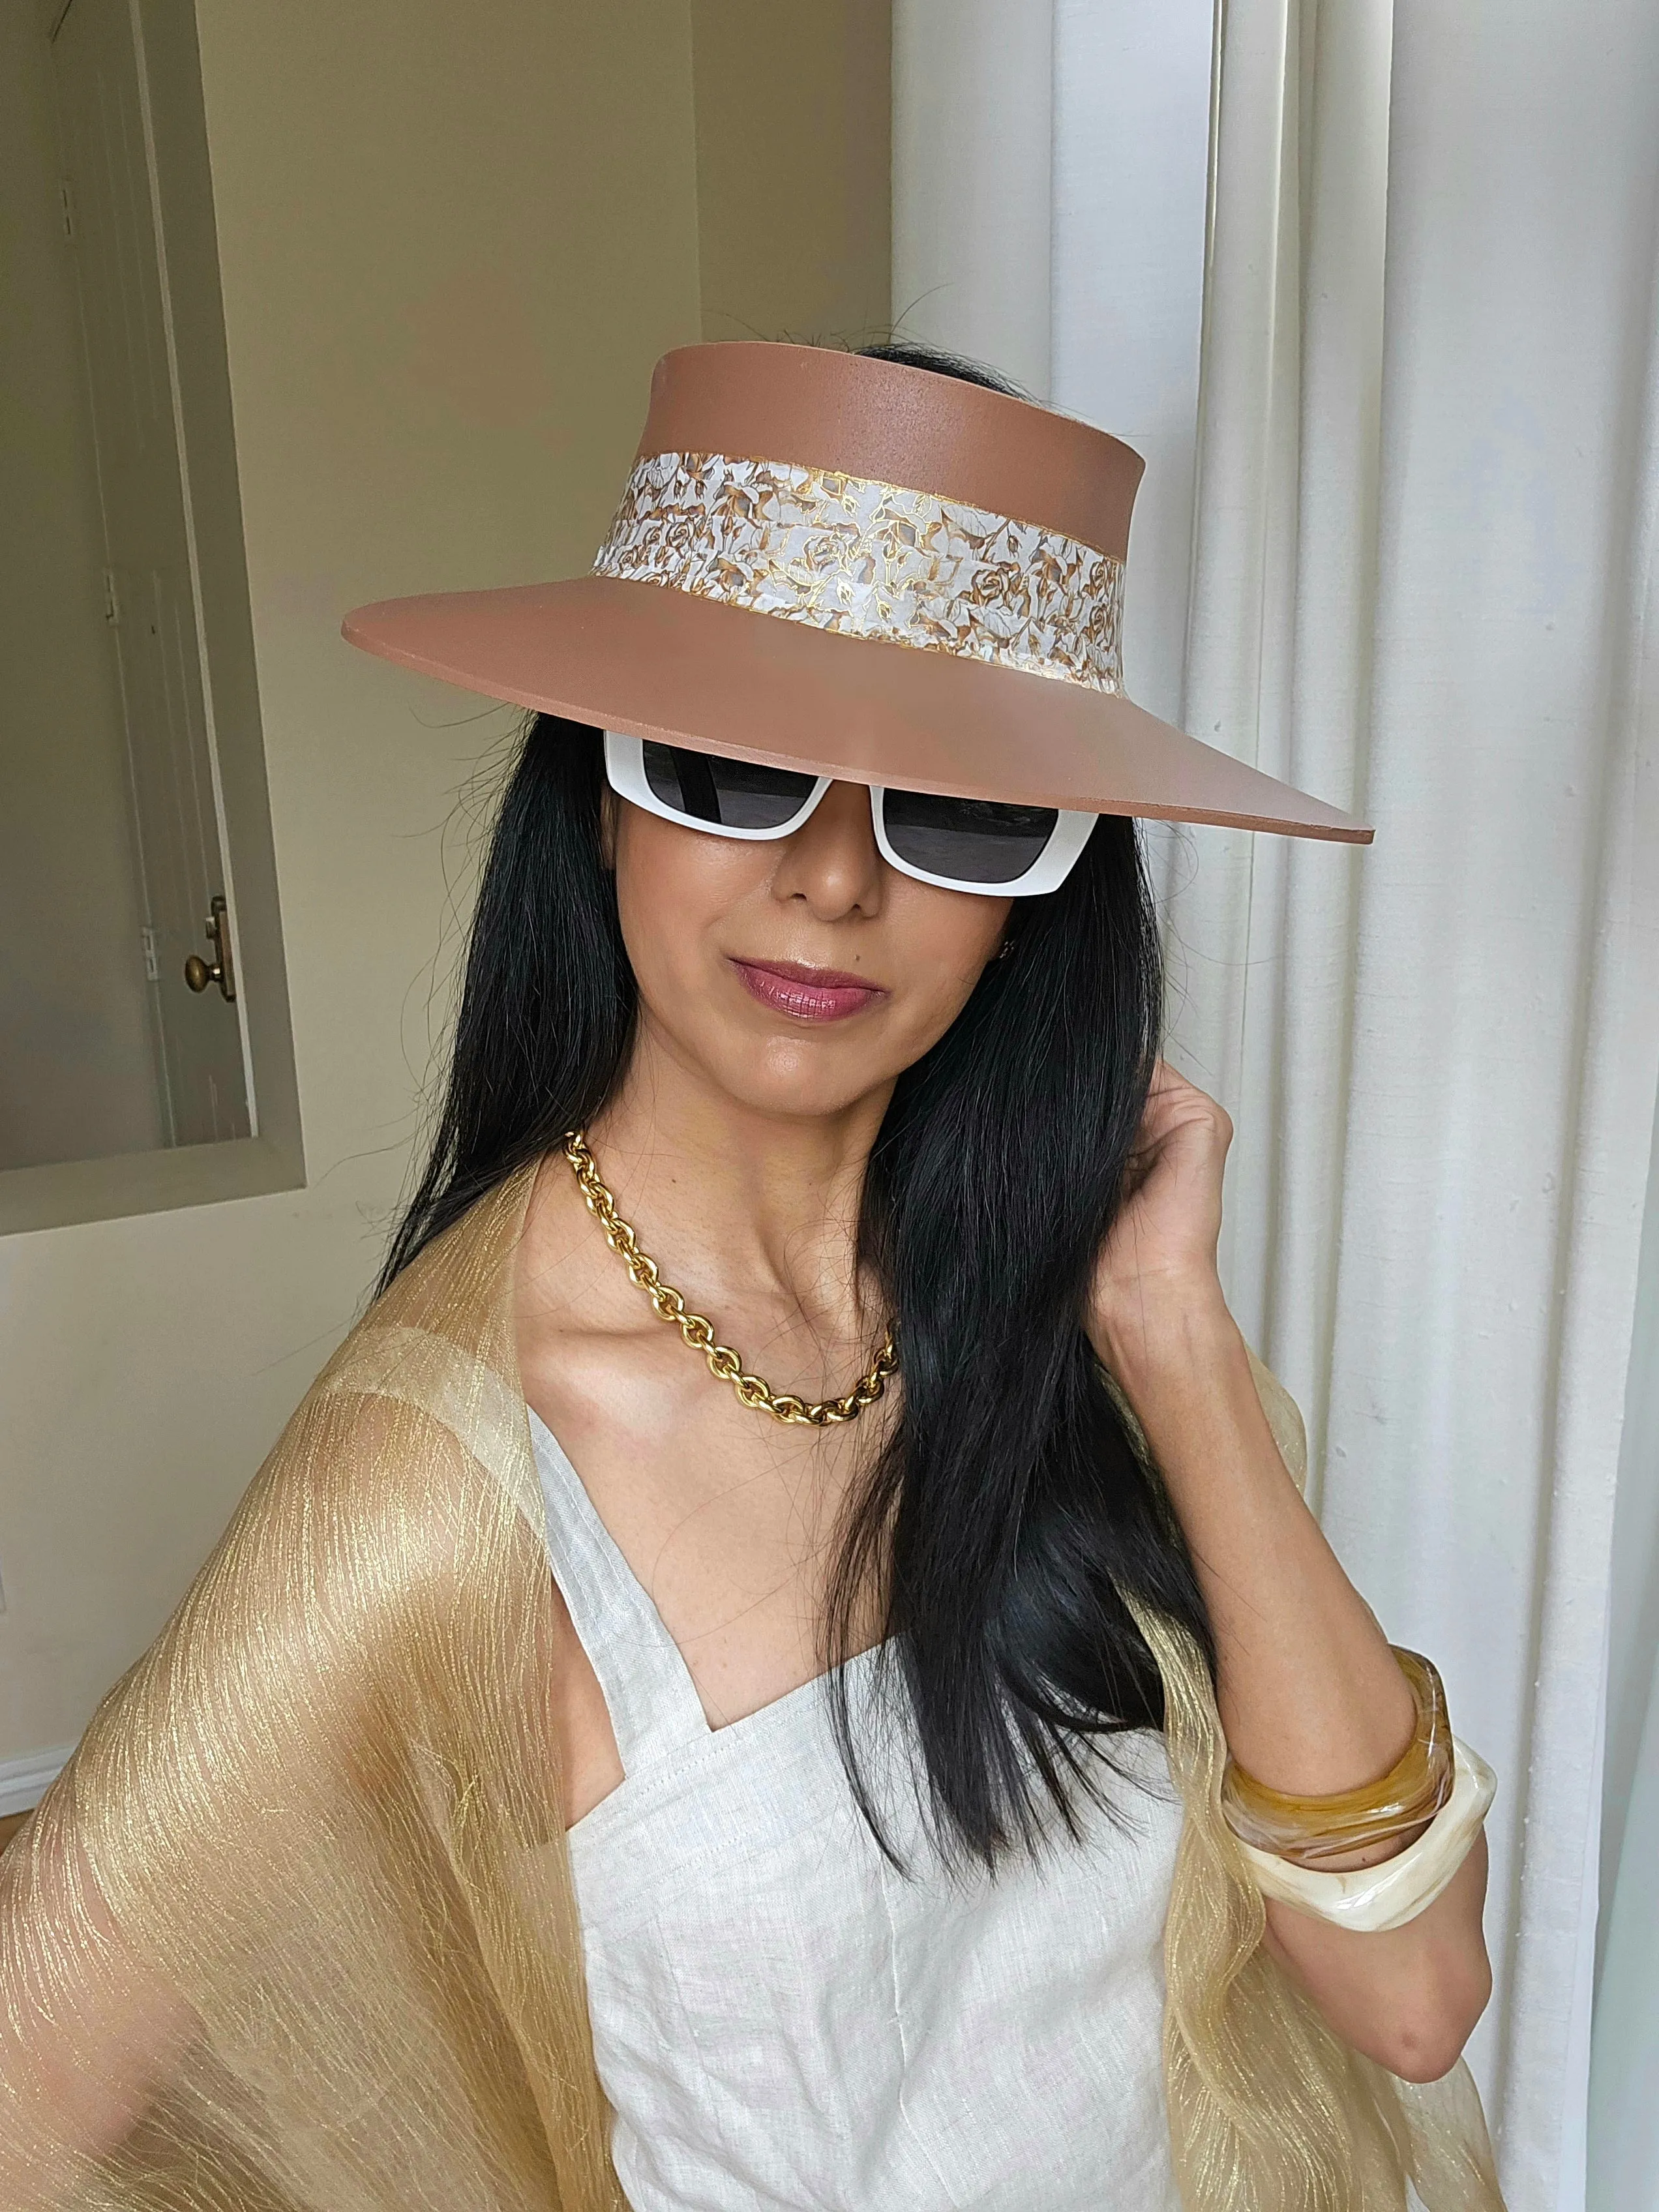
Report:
770,780,884,921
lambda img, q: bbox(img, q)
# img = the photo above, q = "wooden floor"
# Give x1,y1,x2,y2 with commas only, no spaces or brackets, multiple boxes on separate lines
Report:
0,1809,32,1855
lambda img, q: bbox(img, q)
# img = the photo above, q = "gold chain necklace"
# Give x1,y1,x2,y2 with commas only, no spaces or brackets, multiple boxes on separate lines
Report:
563,1131,897,1427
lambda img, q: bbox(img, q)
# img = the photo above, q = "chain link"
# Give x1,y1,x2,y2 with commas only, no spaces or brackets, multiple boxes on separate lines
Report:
563,1130,897,1427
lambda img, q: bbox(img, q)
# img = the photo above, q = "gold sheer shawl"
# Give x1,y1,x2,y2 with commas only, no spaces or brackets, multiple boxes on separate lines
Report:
0,1169,1504,2209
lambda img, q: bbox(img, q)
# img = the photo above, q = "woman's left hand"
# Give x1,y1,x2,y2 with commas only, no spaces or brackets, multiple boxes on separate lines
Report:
1088,1059,1234,1366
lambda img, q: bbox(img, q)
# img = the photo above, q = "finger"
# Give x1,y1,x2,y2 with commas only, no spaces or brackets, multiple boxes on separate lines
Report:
1146,1056,1219,1114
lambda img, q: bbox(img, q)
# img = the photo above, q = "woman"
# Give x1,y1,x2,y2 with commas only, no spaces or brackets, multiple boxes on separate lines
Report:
1,342,1502,2210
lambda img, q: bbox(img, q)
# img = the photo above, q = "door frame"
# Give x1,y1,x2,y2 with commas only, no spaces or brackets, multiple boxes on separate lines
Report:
0,0,303,1234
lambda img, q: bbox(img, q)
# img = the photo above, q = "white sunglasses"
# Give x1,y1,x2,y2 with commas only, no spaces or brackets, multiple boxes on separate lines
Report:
603,732,1096,897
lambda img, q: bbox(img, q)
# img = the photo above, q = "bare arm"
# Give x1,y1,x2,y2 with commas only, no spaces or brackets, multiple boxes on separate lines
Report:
1090,1064,1491,2082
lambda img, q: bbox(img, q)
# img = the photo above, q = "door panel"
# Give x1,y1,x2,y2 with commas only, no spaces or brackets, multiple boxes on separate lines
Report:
53,0,248,1147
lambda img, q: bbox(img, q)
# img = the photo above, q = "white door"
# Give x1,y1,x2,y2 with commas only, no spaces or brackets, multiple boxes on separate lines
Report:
52,0,248,1147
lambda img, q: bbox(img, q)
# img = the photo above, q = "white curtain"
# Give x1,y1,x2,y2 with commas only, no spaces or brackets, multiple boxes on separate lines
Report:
893,5,1659,2209
1590,1094,1659,2209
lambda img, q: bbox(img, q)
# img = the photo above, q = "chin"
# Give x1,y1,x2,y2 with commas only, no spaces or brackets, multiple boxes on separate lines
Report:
713,1036,892,1120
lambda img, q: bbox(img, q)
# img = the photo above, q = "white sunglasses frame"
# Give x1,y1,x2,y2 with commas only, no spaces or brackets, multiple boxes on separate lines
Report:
602,732,1096,898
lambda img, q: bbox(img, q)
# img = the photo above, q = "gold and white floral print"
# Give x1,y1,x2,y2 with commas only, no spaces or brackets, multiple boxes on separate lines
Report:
592,451,1124,691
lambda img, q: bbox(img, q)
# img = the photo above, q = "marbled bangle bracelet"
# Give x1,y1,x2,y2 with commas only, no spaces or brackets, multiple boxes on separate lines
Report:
1238,1739,1497,1933
1221,1647,1456,1868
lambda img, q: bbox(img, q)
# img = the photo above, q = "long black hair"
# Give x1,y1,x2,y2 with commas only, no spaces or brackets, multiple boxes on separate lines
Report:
383,347,1214,1868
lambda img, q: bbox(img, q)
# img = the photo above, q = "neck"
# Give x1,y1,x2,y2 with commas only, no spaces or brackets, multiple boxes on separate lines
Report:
584,1015,891,1340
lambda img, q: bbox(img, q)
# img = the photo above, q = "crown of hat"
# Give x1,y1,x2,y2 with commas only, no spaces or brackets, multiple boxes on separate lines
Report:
591,344,1145,698
631,344,1143,557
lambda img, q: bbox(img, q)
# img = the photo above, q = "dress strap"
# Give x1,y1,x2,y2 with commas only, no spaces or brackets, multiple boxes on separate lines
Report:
528,1407,711,1771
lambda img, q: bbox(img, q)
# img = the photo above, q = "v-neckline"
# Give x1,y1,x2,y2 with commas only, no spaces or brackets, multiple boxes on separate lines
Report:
527,1403,887,1759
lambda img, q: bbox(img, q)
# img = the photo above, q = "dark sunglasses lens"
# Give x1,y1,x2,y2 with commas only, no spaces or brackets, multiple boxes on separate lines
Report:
642,743,817,831
881,790,1061,884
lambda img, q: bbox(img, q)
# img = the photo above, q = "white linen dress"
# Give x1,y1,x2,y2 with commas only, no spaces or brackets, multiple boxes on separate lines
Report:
532,1408,1184,2212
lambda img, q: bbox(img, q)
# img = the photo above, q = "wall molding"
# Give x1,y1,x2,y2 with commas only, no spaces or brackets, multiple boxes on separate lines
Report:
0,1742,73,1816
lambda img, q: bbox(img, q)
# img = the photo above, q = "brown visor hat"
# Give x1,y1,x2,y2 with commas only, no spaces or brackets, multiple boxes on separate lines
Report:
343,343,1371,844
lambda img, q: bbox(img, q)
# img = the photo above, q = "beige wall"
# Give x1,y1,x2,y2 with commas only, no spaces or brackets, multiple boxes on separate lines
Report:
0,6,164,1171
691,0,891,346
0,0,891,1772
0,0,703,1763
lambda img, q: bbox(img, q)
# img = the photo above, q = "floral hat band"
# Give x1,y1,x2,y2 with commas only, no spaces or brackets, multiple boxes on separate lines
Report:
343,342,1371,844
592,451,1126,695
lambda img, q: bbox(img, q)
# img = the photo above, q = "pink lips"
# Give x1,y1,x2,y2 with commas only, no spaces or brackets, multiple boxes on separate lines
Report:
730,959,888,1023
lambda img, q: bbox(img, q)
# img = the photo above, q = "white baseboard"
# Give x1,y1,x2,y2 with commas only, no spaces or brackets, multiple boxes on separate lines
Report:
0,1742,74,1816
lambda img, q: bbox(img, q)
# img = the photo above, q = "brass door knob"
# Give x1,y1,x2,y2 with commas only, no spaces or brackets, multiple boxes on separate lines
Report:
183,895,237,1003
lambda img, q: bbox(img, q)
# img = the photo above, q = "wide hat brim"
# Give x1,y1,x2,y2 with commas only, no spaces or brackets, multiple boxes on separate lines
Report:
344,572,1370,844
